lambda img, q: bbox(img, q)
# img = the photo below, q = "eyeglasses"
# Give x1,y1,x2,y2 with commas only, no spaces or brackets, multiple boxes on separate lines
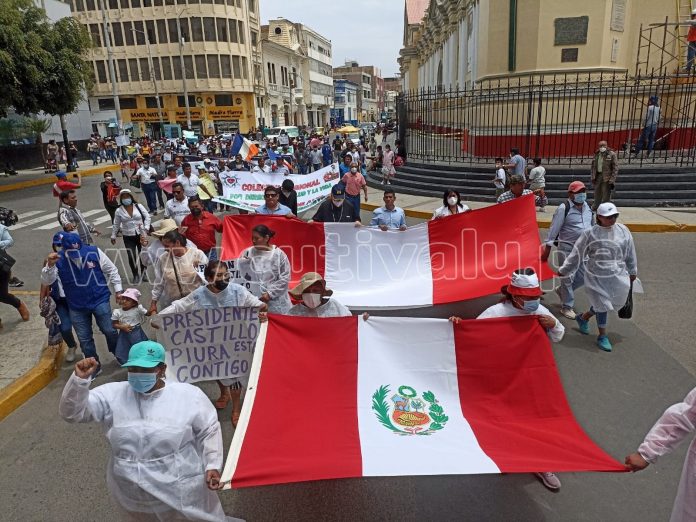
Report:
264,193,279,198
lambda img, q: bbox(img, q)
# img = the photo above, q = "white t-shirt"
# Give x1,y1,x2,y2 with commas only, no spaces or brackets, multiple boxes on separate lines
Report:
494,168,506,189
137,167,157,185
177,173,200,197
528,166,546,187
164,197,191,225
111,305,149,327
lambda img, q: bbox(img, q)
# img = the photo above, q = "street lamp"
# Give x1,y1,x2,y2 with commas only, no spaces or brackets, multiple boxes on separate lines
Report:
130,26,165,133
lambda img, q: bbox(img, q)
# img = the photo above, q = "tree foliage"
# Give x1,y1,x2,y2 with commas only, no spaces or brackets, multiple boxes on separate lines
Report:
0,0,93,117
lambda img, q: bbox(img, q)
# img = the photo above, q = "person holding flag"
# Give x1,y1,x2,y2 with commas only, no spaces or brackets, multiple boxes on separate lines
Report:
230,132,259,163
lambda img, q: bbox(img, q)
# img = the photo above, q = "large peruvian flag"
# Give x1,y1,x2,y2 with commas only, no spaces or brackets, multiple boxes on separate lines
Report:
221,195,553,308
221,315,624,488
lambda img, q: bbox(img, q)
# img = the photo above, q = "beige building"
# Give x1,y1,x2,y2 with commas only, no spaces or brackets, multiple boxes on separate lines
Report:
72,0,262,137
333,61,384,122
400,0,690,91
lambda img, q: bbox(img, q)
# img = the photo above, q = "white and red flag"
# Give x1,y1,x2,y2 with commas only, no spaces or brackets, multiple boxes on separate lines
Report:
221,195,555,309
221,315,625,488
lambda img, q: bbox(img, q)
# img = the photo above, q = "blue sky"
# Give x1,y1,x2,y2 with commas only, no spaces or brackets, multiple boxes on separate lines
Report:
259,0,404,77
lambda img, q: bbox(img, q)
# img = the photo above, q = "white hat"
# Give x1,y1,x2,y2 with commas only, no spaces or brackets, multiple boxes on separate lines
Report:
506,269,542,297
596,202,619,217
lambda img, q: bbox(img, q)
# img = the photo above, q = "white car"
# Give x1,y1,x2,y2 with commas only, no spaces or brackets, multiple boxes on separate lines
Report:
266,126,300,141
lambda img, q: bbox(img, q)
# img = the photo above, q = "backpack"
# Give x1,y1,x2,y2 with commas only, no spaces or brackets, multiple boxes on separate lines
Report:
0,207,18,227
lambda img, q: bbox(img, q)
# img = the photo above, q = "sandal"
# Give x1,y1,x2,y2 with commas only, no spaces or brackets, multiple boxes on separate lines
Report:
213,395,231,409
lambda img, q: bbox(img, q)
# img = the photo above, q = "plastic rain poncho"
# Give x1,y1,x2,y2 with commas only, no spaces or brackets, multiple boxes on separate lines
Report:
559,223,637,313
638,387,696,522
237,245,292,314
59,373,237,521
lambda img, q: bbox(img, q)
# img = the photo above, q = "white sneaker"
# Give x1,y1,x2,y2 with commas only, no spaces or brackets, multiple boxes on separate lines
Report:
535,472,561,490
65,346,77,363
560,307,577,320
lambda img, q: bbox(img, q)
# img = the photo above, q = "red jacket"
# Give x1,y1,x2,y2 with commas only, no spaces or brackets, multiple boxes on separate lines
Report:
181,211,222,252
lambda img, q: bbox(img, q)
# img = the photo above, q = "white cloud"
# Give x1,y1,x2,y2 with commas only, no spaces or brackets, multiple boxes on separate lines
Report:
259,0,403,77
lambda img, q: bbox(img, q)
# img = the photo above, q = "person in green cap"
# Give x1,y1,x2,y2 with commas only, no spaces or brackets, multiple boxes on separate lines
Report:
59,341,239,521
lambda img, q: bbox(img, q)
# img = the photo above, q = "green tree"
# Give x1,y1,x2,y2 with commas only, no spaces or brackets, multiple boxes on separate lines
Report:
24,117,52,163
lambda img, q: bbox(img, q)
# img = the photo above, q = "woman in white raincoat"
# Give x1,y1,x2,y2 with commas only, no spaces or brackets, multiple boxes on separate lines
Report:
450,268,565,491
59,341,238,522
558,202,637,353
625,386,696,522
236,224,292,314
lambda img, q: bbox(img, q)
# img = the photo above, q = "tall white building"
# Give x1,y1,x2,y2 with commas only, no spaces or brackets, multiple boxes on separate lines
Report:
295,22,333,128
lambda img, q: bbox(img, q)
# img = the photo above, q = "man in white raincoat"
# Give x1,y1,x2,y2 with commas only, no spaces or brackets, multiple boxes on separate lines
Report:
59,341,240,521
558,202,637,352
286,272,352,318
625,386,696,521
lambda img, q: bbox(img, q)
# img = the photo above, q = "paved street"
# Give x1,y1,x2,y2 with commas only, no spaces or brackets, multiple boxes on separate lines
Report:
0,176,694,521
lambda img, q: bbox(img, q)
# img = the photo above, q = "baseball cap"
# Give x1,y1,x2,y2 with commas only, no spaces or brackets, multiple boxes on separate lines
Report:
52,231,65,246
596,202,619,217
55,171,67,178
122,341,166,368
568,181,586,193
331,185,345,198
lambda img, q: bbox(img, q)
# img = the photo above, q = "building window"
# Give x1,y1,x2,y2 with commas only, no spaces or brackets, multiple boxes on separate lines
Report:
229,19,238,43
274,27,281,35
221,55,231,78
190,17,203,42
111,22,123,46
154,0,163,7
156,19,167,44
152,57,161,80
98,98,116,111
251,30,257,47
167,19,178,43
195,55,207,79
74,0,84,11
85,0,95,11
216,18,228,41
266,62,273,83
179,18,190,41
247,0,255,13
123,21,135,46
117,59,129,82
108,0,118,8
133,21,145,45
131,0,140,7
280,66,288,87
241,56,248,79
271,63,276,83
95,61,107,83
138,59,149,81
143,0,151,6
183,55,194,79
238,21,245,44
119,97,137,109
207,55,220,78
128,58,139,81
145,20,156,44
177,95,196,107
201,0,213,4
172,56,182,79
232,56,241,79
161,56,172,80
145,96,163,108
215,94,232,106
89,24,101,47
203,17,216,42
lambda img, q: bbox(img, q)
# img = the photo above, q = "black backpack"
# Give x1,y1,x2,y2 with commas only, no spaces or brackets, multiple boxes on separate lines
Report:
0,207,18,227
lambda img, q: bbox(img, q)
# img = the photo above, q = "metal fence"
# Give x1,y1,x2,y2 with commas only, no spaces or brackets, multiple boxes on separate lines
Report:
399,71,696,167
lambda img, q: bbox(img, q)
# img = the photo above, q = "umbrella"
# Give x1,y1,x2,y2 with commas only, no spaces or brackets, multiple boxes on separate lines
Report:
337,125,360,133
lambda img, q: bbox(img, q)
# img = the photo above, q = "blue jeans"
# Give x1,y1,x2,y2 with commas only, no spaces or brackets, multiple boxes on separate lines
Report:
589,307,608,329
346,193,361,222
90,151,98,165
69,300,118,362
142,182,158,212
556,245,585,309
55,298,77,349
635,124,657,153
688,42,696,72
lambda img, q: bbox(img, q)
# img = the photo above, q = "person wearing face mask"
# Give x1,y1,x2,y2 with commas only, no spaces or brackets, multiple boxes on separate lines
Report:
157,260,267,426
279,179,298,216
111,189,151,284
99,172,121,223
181,197,223,261
134,160,159,215
310,185,361,224
432,189,471,219
341,162,368,222
309,146,323,172
558,202,637,352
590,140,619,211
58,344,238,521
450,268,565,491
541,181,594,320
149,230,208,314
237,224,292,314
287,272,351,318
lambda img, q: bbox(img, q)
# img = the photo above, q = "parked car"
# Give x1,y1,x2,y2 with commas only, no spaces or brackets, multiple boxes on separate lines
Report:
266,126,300,141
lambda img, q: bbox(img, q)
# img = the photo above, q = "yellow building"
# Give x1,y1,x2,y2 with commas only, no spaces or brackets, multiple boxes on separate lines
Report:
71,0,263,136
400,0,692,90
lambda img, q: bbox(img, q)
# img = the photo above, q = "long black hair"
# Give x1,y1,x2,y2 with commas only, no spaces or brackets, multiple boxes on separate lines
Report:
442,188,461,208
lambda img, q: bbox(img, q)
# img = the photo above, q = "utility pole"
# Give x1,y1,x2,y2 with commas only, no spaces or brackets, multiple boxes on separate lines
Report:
175,17,192,131
133,27,165,134
99,0,123,150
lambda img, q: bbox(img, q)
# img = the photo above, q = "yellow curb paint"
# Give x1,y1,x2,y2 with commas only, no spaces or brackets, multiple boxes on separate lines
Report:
0,165,112,193
11,290,40,296
0,343,64,422
360,203,696,233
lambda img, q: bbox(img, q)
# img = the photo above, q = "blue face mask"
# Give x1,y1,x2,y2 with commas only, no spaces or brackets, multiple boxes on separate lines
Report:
573,193,587,205
127,372,158,393
121,198,133,206
520,298,541,313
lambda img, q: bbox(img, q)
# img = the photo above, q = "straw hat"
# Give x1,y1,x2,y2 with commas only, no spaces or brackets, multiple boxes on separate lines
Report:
151,218,179,238
289,272,333,298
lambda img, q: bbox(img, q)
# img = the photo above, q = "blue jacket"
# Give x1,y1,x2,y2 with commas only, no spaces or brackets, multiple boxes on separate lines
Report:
56,242,111,311
322,144,332,163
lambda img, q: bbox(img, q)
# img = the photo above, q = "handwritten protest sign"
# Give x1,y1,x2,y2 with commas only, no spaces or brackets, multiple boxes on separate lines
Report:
214,163,341,213
157,307,261,384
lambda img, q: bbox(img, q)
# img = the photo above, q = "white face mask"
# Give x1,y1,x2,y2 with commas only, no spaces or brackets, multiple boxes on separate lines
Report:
447,196,458,206
302,293,323,309
599,146,607,153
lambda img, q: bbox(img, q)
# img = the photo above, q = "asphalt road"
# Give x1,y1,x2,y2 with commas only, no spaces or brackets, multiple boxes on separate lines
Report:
0,175,694,521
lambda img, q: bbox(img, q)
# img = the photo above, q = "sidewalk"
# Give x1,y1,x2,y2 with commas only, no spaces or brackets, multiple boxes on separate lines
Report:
361,185,696,232
0,159,114,193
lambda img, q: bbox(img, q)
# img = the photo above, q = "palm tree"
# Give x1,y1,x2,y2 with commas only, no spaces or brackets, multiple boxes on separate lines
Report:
24,117,52,165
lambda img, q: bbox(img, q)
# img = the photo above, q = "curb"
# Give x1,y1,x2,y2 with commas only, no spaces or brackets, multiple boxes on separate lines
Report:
360,203,696,233
0,164,113,193
0,343,64,422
